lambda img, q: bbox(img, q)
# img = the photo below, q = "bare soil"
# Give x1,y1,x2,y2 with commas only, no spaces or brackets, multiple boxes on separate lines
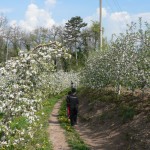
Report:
48,100,70,150
76,88,150,150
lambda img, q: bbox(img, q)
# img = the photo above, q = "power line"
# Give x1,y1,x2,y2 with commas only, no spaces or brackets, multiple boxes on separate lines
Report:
105,0,115,13
104,0,128,35
113,0,129,25
113,0,122,12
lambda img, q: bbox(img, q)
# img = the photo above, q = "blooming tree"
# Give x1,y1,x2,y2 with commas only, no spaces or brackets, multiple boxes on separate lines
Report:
81,21,150,95
0,41,79,149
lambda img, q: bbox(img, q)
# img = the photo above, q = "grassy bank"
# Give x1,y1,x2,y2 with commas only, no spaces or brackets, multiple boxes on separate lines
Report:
77,87,150,150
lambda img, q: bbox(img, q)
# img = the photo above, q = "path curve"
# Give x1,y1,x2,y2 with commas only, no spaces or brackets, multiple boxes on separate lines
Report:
48,100,70,150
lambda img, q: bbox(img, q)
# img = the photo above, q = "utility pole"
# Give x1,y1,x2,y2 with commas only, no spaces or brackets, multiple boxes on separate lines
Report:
99,0,102,50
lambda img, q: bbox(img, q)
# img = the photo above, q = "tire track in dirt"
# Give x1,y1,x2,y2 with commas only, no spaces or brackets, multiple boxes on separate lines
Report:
48,100,70,150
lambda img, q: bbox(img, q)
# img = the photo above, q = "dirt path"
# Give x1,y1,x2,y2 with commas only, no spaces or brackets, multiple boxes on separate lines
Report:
48,90,150,150
48,100,70,150
75,122,102,150
47,99,116,150
74,120,119,150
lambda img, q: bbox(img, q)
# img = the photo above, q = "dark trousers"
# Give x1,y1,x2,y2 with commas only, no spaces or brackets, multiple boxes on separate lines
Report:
70,107,78,126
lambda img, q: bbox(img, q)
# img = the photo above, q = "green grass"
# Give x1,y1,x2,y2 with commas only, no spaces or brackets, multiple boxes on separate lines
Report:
0,91,67,150
24,91,67,150
10,116,29,130
118,105,135,123
58,99,90,150
24,97,58,150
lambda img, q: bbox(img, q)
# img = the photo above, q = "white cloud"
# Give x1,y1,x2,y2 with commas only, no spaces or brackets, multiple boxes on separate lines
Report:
133,12,150,22
84,7,150,39
12,3,55,31
45,0,56,6
110,11,130,22
84,7,108,27
104,11,131,38
97,8,107,18
9,20,17,27
105,12,150,39
84,15,96,27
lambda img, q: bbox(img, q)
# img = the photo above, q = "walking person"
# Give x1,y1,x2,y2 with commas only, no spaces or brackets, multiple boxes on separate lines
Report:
69,88,79,126
66,91,71,119
71,81,74,91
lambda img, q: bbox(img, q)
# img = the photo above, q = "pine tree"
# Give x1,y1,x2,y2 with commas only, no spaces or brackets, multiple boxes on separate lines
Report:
64,16,87,65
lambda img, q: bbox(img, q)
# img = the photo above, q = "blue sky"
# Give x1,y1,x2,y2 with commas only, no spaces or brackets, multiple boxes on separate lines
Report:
0,0,150,38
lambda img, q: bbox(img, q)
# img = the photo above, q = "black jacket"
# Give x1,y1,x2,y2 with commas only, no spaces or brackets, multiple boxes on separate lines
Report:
69,94,79,108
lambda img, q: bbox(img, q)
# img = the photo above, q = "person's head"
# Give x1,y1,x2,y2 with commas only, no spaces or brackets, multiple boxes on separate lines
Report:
71,88,76,94
68,91,72,95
